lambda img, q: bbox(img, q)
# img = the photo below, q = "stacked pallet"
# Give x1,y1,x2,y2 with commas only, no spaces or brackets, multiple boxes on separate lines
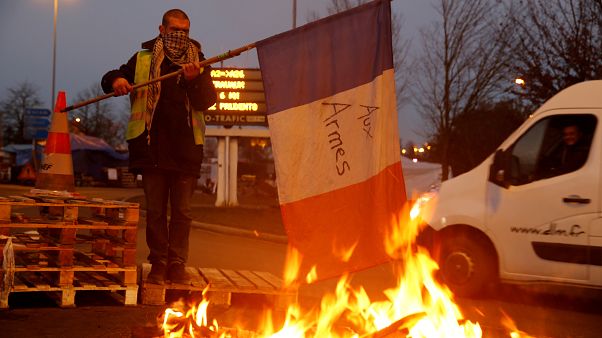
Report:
0,193,139,308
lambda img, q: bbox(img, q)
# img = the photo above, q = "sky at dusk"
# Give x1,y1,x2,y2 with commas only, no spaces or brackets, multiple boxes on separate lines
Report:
0,1,436,143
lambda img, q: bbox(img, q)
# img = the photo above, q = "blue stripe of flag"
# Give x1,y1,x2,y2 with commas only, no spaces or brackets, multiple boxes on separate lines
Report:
256,0,394,115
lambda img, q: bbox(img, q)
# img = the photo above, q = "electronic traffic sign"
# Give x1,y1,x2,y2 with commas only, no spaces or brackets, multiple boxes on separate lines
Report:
206,68,267,126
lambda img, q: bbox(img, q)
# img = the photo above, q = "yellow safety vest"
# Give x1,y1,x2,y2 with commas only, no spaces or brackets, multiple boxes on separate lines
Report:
127,50,206,145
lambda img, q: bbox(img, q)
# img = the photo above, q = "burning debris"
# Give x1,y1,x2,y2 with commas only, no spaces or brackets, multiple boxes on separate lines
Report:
151,208,509,338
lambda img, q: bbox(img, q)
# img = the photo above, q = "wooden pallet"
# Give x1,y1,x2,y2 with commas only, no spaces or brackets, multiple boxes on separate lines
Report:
0,270,138,308
0,193,140,308
139,263,297,309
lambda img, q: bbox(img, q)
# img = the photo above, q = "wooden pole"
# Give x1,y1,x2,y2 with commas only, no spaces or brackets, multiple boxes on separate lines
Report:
61,43,257,112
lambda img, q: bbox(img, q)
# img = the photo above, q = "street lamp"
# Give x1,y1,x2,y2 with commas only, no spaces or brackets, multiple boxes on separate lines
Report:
513,78,527,113
515,78,525,86
52,0,58,109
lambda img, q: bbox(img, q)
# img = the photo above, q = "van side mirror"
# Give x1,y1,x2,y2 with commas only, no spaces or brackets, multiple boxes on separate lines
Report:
489,149,510,188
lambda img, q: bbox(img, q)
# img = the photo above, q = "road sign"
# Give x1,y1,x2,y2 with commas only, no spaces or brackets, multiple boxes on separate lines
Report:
25,108,51,117
207,68,267,126
24,108,52,140
32,129,49,139
23,124,49,140
29,118,50,128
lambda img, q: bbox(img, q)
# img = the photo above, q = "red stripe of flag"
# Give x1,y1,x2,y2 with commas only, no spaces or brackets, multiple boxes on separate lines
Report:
280,162,406,280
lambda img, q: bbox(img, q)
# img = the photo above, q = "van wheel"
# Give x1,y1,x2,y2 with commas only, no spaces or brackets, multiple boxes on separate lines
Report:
437,234,495,298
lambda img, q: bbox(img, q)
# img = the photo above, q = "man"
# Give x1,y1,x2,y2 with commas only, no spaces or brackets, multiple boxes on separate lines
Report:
540,122,590,177
556,123,590,173
101,9,217,285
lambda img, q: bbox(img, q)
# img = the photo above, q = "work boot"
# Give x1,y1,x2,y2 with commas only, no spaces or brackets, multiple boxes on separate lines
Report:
167,262,191,285
147,262,167,285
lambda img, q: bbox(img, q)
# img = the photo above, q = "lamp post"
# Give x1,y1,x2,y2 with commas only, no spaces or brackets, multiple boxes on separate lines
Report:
292,0,297,29
51,0,58,110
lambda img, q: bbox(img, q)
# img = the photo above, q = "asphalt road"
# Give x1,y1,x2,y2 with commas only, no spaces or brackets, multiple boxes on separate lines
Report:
1,184,602,337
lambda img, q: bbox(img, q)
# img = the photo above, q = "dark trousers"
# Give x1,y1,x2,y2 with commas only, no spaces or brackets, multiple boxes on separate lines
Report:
142,169,196,266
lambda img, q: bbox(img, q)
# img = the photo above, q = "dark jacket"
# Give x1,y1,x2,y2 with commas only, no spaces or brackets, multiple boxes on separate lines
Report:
538,139,590,178
101,38,217,176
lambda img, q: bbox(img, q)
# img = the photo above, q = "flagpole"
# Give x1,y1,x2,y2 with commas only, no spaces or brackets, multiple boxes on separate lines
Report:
61,43,256,113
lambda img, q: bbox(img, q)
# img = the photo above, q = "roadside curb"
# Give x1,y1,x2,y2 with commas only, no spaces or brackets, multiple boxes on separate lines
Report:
190,220,288,244
135,206,288,244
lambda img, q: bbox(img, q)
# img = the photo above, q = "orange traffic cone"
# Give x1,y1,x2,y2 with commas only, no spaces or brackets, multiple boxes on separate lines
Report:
35,91,75,192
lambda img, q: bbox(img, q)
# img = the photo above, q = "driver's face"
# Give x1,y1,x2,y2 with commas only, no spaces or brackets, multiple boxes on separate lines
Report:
563,125,580,146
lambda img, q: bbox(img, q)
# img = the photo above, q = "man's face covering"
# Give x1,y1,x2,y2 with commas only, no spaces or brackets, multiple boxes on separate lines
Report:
162,30,190,60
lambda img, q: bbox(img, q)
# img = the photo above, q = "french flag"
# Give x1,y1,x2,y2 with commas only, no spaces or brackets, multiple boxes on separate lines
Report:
257,0,406,280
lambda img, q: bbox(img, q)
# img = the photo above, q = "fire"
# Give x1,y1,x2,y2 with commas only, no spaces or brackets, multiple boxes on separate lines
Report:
161,289,222,337
160,206,530,337
257,208,483,337
305,266,318,284
501,311,536,338
283,246,302,288
333,240,358,263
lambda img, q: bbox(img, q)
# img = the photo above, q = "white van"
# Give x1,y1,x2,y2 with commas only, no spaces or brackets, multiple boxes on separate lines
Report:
414,80,602,297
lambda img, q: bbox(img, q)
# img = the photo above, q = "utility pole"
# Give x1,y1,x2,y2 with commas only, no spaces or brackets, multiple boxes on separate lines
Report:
52,0,58,109
0,110,3,150
292,0,297,29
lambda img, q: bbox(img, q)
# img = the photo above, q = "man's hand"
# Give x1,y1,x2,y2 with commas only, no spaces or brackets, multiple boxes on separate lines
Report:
182,62,203,81
112,77,133,96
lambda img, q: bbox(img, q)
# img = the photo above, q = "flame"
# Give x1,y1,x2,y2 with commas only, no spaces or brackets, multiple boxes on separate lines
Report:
162,307,185,337
305,266,318,284
501,310,536,338
161,288,223,337
283,246,302,288
262,202,530,337
333,239,358,262
160,203,533,337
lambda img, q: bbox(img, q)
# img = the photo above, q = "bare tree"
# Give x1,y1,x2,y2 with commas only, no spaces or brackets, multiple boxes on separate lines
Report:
0,82,43,144
415,0,514,180
71,83,127,147
313,0,411,108
448,101,524,176
509,0,602,110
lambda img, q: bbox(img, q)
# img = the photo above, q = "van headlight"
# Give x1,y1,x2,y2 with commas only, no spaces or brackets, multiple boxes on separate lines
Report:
410,191,438,220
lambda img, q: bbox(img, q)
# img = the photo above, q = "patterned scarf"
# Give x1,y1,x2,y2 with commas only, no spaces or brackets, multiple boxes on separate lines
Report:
145,31,200,138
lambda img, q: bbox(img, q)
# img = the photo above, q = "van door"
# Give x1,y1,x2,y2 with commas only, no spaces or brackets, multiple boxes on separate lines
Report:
486,113,599,283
